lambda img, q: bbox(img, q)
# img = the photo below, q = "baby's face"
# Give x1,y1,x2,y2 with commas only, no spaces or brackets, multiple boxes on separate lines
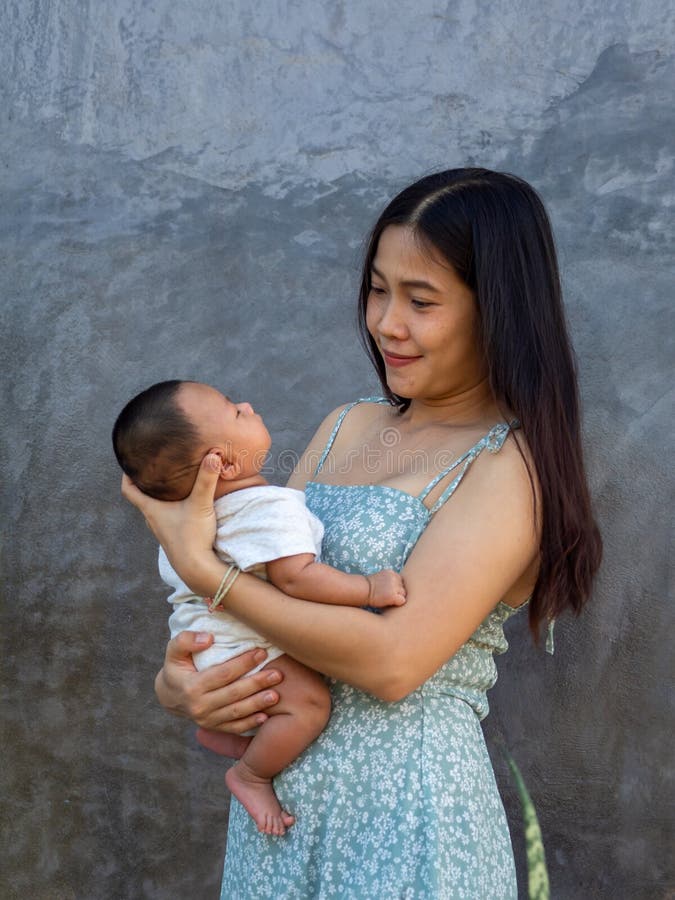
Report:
177,382,272,476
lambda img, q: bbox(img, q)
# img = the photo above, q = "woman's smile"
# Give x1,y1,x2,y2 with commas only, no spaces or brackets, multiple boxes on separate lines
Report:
381,349,423,367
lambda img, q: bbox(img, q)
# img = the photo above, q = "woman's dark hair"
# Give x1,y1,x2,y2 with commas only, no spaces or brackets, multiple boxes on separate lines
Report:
357,168,602,638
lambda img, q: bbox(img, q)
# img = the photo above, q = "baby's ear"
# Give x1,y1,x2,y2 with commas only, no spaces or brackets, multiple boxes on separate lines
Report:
207,448,241,481
218,459,241,481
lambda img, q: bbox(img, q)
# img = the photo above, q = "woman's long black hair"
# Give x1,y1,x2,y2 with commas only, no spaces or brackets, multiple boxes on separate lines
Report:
357,168,602,638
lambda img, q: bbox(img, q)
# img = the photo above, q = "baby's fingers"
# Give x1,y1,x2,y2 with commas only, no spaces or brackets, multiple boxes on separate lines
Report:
385,570,407,596
386,589,407,607
388,572,407,606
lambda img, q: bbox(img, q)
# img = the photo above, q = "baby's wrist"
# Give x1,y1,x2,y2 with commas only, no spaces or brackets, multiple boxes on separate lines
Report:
364,574,374,603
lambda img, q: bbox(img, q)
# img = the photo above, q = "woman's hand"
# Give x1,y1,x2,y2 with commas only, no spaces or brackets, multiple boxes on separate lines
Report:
155,631,284,733
121,452,222,591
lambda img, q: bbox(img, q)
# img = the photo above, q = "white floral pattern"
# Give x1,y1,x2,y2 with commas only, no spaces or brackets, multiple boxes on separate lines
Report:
221,401,521,899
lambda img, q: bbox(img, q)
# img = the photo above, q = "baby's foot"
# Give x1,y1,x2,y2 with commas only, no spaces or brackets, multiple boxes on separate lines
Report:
225,762,295,836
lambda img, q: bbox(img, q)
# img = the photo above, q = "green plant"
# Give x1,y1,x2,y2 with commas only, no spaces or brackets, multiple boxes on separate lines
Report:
506,753,550,900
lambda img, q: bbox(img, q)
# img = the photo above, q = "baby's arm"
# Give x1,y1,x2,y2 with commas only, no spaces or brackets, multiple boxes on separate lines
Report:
265,555,406,609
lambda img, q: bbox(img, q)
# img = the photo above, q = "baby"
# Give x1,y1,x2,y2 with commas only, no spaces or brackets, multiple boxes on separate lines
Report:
113,380,406,835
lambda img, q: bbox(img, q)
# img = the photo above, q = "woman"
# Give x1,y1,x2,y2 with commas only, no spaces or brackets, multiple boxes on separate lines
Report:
124,168,602,898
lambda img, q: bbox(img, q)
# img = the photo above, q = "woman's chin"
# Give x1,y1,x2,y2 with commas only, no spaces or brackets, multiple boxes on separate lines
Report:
389,387,413,400
385,374,417,399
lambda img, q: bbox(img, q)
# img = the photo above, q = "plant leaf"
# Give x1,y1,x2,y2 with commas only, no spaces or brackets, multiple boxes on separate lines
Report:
506,752,550,900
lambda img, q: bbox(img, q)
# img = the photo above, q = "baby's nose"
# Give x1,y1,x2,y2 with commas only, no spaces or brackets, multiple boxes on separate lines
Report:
237,402,254,415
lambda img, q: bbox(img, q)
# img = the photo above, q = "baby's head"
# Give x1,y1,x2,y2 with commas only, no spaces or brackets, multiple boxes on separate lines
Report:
112,380,271,501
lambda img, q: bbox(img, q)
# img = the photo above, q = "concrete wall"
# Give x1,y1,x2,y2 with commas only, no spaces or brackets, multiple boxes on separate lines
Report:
1,2,672,897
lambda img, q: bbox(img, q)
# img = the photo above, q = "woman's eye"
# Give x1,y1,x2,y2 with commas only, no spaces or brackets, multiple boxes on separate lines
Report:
370,286,386,296
411,299,432,309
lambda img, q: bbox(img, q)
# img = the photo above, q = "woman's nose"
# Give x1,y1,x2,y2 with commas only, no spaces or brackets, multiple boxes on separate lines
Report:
377,299,409,340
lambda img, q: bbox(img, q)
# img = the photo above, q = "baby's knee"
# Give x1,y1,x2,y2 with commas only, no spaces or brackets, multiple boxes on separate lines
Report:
270,657,332,731
301,676,332,731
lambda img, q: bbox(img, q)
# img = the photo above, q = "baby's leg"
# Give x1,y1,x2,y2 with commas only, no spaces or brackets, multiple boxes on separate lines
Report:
196,729,251,759
225,655,330,836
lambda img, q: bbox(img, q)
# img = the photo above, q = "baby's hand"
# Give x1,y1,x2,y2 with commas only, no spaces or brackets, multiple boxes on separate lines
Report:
365,570,407,607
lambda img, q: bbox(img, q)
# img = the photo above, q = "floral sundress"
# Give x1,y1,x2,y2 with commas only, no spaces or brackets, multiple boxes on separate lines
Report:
221,398,521,899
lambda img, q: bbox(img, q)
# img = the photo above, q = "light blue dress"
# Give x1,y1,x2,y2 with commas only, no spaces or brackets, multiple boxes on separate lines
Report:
221,399,522,899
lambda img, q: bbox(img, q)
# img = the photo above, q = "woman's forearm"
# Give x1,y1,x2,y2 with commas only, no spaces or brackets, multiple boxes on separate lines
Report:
182,556,400,697
230,577,399,696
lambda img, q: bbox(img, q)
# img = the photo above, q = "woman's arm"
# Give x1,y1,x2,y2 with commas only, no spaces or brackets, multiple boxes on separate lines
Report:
124,438,539,702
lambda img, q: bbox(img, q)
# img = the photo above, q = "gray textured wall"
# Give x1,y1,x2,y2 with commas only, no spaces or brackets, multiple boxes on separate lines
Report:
1,2,673,898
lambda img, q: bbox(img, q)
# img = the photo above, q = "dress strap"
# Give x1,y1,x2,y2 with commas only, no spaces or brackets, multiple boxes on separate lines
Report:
312,397,391,477
418,420,519,516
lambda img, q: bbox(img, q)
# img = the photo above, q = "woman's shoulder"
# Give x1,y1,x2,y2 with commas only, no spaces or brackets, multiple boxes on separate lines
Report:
476,424,539,499
315,396,391,436
287,398,391,490
433,424,542,538
327,396,396,444
414,425,542,604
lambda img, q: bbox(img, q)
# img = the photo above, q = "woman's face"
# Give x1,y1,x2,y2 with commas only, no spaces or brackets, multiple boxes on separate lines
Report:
366,225,487,402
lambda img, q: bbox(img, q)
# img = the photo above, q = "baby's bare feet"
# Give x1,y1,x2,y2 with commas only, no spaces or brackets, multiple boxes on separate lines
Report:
225,762,295,836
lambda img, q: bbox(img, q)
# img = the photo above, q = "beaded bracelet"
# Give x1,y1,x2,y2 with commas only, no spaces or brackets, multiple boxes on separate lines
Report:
206,564,241,612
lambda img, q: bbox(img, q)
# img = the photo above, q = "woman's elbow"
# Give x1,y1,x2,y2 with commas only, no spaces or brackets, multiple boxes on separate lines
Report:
365,661,419,702
372,681,413,703
351,627,423,701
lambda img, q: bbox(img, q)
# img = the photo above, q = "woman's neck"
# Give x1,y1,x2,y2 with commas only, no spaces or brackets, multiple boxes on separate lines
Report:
402,379,502,429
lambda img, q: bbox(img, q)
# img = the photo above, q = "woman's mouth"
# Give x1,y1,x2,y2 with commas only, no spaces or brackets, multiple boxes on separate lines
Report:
381,350,422,368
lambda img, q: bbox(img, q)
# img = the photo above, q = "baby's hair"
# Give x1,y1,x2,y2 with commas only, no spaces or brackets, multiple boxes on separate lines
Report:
112,380,200,500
